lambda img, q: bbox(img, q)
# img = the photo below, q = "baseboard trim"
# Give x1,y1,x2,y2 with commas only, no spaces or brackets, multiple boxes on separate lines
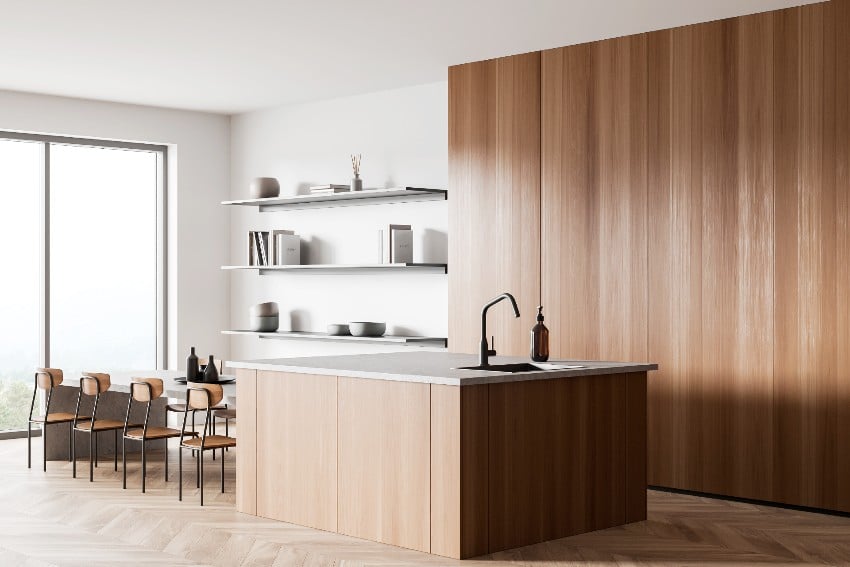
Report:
649,485,850,519
0,429,40,441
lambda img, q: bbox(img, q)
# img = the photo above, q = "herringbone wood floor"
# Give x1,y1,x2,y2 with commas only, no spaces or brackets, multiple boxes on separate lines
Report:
2,437,850,566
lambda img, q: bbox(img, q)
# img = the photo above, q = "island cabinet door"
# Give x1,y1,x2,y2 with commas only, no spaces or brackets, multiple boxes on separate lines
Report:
337,377,431,553
255,371,338,532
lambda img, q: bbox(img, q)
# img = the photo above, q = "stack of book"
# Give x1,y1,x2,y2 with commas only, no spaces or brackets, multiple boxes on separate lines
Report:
247,229,301,266
309,184,350,195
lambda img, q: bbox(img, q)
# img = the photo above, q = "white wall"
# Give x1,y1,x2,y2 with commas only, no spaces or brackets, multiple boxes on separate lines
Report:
0,89,231,370
229,82,448,360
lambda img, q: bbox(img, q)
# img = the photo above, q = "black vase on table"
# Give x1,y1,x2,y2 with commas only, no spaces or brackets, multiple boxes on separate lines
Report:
186,346,200,382
203,355,219,383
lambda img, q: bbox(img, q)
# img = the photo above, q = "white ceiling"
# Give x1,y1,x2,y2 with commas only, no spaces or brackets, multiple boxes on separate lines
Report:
0,0,820,115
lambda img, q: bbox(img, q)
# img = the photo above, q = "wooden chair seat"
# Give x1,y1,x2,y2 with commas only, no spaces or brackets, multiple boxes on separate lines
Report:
31,412,90,424
125,426,195,440
75,419,133,432
181,435,236,450
167,403,226,412
212,408,236,419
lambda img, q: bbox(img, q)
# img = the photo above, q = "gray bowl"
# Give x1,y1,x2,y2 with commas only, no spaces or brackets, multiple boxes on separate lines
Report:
250,302,279,317
349,321,386,337
327,323,350,336
249,177,280,199
251,315,279,332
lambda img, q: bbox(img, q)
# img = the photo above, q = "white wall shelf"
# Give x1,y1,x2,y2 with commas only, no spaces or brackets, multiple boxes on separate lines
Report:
221,262,447,274
223,187,446,211
223,330,447,348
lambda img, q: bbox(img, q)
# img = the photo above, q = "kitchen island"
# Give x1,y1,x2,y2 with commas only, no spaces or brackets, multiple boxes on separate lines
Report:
230,352,657,559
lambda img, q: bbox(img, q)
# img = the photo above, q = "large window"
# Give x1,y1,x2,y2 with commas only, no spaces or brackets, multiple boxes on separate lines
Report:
0,133,166,433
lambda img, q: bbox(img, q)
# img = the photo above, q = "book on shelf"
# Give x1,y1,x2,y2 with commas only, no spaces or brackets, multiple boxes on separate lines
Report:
378,224,413,264
247,230,271,266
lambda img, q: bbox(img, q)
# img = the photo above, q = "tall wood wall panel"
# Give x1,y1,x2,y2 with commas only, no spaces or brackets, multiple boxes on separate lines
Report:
530,0,850,512
448,53,541,356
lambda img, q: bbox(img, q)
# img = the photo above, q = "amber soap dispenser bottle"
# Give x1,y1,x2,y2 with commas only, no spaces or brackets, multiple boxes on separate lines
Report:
531,305,550,362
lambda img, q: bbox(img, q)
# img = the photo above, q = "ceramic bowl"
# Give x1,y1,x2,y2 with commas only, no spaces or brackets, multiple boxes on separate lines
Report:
250,302,280,317
249,177,280,199
326,323,350,336
251,315,279,332
348,321,386,337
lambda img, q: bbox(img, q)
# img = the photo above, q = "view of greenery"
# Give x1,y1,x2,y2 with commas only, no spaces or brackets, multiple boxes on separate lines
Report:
0,377,33,432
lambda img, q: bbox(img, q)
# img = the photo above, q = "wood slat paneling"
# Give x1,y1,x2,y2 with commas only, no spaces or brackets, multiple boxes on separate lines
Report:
448,52,541,357
256,372,337,531
540,34,648,362
532,0,850,512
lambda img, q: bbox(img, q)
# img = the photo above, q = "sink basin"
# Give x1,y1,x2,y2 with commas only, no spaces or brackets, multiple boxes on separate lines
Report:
456,362,585,373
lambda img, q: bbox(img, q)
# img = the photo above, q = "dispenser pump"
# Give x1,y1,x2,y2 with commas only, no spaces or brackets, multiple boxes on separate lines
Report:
530,305,550,362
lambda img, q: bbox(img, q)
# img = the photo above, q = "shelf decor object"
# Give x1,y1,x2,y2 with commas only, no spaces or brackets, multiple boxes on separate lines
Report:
249,177,280,199
222,187,446,211
222,329,447,348
221,262,447,274
350,153,362,191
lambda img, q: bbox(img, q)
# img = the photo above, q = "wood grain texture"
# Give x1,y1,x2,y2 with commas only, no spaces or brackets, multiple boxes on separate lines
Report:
234,368,256,515
430,385,460,558
625,372,648,523
459,384,489,558
532,0,850,513
448,52,541,357
337,377,430,553
487,374,631,552
255,371,337,531
540,34,648,363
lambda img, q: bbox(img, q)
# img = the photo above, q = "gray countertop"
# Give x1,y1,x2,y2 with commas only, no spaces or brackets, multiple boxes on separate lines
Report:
227,352,657,386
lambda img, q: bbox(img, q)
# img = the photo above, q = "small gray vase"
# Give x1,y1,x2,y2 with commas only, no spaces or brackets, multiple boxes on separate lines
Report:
351,175,362,192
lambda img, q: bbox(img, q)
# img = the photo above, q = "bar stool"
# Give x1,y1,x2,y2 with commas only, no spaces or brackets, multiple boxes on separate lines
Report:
72,372,137,482
178,383,236,506
123,378,197,493
27,368,89,471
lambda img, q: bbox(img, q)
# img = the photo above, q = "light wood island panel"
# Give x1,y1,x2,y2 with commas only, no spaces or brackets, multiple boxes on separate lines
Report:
256,371,337,531
234,368,257,515
337,378,431,553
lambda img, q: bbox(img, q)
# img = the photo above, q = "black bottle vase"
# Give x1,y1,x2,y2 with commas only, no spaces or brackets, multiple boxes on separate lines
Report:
203,355,219,383
186,347,200,382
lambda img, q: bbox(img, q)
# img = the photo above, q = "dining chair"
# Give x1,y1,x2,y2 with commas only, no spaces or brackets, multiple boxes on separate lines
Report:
212,408,236,451
178,383,236,506
72,372,138,482
122,378,197,493
27,368,89,471
166,357,228,457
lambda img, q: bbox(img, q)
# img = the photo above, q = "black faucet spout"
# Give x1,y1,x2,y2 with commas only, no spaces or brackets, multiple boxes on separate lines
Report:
479,292,521,367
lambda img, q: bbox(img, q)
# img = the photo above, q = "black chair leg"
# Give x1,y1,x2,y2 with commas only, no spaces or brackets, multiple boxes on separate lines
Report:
27,422,31,469
178,447,183,501
72,428,77,478
89,434,94,482
93,432,98,469
68,422,72,461
196,447,200,488
113,430,118,472
122,435,127,489
221,448,225,493
142,442,146,493
42,423,47,472
165,439,169,481
200,450,204,506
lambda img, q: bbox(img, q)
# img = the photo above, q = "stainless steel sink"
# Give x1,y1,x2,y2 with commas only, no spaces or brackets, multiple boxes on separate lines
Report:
456,363,585,373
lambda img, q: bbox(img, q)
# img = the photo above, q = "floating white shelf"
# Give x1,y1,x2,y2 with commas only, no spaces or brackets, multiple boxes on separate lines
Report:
222,330,447,348
222,187,446,211
221,262,447,274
